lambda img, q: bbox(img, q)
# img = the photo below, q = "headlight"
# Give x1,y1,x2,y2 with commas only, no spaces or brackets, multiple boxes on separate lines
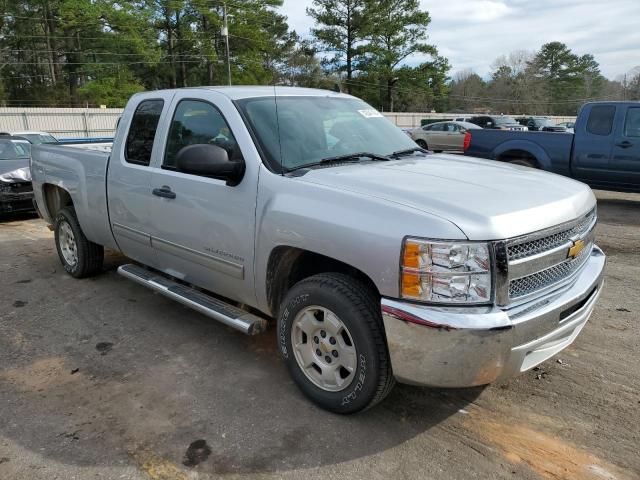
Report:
400,238,492,304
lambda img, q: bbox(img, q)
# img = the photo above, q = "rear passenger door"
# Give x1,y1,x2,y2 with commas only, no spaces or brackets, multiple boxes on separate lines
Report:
107,94,174,269
609,106,640,188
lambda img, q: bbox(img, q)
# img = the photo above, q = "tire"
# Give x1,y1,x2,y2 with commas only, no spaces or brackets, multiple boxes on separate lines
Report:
278,273,395,414
54,206,104,278
415,139,428,149
508,158,537,168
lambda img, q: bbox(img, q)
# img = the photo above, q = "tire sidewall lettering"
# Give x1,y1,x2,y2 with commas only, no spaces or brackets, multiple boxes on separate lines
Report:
279,293,309,359
342,354,367,405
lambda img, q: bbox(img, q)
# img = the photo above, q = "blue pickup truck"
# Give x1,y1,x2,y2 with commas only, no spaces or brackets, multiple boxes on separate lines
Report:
464,101,640,193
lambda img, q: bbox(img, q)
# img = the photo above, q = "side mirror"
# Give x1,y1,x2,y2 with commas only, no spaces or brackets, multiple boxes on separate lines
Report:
176,144,244,186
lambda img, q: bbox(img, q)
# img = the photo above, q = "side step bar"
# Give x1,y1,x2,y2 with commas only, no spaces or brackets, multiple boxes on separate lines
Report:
117,264,268,335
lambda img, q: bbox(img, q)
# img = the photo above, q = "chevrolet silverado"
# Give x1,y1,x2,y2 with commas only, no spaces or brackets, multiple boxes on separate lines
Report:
31,87,605,413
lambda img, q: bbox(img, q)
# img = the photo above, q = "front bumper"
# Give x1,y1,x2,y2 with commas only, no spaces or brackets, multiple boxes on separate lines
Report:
381,246,606,387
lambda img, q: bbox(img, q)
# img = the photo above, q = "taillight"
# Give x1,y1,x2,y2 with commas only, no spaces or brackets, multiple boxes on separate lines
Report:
463,131,471,151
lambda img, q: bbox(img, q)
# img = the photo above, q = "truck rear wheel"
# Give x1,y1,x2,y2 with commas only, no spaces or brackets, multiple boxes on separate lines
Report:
54,207,104,278
508,158,537,168
278,273,395,414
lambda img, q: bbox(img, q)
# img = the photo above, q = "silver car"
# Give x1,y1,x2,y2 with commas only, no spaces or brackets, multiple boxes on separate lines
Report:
408,121,480,152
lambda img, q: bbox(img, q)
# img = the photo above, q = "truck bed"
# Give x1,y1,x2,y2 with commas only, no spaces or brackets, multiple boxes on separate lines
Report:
465,129,575,177
31,144,117,249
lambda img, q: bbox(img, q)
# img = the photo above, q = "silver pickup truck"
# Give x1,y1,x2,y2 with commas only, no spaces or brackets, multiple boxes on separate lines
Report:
31,87,605,413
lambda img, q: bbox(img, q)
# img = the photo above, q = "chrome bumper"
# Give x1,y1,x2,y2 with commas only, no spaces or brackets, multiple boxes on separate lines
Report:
381,246,606,387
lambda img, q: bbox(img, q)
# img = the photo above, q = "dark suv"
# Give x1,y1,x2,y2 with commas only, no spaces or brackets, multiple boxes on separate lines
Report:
518,117,567,132
468,115,527,131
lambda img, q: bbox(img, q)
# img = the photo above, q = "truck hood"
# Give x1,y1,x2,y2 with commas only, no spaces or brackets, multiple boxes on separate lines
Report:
296,154,595,240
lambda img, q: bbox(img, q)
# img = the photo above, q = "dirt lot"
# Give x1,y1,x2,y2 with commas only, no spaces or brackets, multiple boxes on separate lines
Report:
0,190,638,480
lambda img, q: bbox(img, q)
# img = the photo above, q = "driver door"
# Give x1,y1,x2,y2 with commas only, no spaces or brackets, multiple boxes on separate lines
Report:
147,91,259,306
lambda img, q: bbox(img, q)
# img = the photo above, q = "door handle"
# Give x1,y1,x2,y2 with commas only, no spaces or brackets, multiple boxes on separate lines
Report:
152,186,176,199
616,141,633,149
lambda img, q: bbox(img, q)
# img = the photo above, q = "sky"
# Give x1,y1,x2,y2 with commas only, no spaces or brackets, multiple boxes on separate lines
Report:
280,0,640,80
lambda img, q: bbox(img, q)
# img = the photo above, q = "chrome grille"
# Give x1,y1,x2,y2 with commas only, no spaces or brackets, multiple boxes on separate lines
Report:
507,209,595,260
498,208,598,305
509,243,592,298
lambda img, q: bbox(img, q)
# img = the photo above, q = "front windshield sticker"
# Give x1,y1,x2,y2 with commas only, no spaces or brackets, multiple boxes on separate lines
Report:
358,109,383,119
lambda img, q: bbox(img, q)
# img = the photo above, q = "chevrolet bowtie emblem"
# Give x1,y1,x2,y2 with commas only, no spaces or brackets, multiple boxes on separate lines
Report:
568,239,585,259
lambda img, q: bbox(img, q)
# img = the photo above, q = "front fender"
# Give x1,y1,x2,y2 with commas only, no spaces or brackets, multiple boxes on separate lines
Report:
253,168,466,314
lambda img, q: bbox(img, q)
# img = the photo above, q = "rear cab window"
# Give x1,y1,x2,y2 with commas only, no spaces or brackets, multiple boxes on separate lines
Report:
125,99,164,166
623,107,640,138
586,105,616,136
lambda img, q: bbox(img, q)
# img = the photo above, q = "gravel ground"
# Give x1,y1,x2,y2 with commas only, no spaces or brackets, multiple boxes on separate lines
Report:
0,190,638,480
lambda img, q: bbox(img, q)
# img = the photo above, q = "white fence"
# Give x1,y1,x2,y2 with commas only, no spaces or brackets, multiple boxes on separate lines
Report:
0,107,578,138
0,107,122,138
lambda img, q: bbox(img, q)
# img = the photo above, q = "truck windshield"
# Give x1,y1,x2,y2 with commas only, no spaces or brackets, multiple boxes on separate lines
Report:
236,96,416,171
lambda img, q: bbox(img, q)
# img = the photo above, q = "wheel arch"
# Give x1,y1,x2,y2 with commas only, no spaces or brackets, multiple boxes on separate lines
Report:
266,246,380,317
42,183,74,219
494,140,551,169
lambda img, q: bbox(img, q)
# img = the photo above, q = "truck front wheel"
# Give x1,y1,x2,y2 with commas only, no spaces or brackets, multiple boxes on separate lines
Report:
54,207,104,278
278,273,395,413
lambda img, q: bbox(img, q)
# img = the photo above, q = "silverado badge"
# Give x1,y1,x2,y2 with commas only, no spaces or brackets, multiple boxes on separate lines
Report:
568,239,586,259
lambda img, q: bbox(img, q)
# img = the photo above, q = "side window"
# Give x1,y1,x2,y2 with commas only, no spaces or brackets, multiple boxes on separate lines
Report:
125,100,164,166
422,124,432,131
586,105,616,136
164,100,241,170
623,108,640,138
430,123,445,132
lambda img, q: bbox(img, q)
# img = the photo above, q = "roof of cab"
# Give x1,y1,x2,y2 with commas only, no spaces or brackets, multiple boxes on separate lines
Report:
139,86,354,101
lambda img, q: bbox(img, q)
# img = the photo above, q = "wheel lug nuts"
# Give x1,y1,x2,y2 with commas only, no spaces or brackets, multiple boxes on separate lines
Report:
332,350,338,357
325,356,332,363
329,337,336,345
313,336,319,344
320,330,326,338
316,349,322,356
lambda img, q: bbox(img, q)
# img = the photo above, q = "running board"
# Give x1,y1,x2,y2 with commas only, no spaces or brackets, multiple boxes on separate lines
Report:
117,264,268,335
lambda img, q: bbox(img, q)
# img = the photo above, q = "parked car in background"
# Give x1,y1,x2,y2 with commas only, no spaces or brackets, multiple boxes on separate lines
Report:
11,131,59,144
518,117,567,132
557,121,576,133
0,138,34,215
453,116,473,122
468,115,528,131
408,121,480,152
464,101,640,192
31,86,605,413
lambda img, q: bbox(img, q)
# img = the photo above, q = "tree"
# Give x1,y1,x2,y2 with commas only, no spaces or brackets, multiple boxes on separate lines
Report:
488,50,547,114
530,42,605,115
307,0,367,93
448,70,488,112
364,0,438,111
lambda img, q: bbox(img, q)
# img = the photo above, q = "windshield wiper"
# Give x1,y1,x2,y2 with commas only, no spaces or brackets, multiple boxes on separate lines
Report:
389,147,429,159
286,152,390,172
